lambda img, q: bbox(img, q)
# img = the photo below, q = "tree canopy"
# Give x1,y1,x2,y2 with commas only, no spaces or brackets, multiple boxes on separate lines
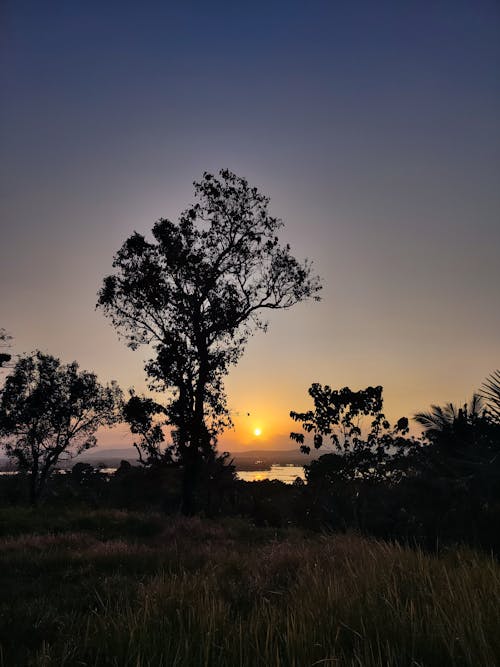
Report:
290,383,414,486
0,351,122,503
123,391,173,466
481,370,500,422
290,383,410,454
0,328,12,368
98,170,321,510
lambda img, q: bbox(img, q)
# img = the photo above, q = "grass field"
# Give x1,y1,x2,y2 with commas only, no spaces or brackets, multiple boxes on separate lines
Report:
0,508,499,666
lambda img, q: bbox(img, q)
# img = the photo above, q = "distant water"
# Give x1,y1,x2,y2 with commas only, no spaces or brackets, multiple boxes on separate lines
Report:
237,464,305,484
1,464,307,484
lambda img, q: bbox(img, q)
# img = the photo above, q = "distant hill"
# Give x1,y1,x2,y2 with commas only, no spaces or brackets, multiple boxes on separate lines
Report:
231,449,317,470
1,447,318,471
78,446,319,470
231,449,315,460
78,448,138,464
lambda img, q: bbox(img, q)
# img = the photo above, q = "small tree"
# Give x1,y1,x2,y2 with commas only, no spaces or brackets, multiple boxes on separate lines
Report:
123,392,174,466
290,383,415,530
0,352,122,504
98,169,321,513
414,394,486,447
291,384,410,459
414,394,500,506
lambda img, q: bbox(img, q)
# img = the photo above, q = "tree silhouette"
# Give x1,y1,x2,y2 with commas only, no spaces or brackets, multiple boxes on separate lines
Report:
413,394,500,517
0,329,12,368
123,392,174,466
0,352,122,504
481,370,500,422
290,383,414,532
98,169,321,513
291,383,409,457
414,394,485,450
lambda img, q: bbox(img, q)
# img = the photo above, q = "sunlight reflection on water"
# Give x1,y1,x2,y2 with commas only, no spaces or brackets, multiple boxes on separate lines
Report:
237,464,305,484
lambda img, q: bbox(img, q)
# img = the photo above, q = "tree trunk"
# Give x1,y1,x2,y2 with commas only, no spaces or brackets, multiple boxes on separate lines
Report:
181,459,198,516
29,454,40,506
29,473,39,506
180,329,210,515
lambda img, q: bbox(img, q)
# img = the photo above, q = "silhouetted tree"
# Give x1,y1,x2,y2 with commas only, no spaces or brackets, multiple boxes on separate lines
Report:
0,329,12,369
481,370,500,422
123,392,174,466
412,393,500,546
291,383,410,464
71,461,98,484
0,352,122,504
290,383,415,529
414,394,486,446
98,169,321,513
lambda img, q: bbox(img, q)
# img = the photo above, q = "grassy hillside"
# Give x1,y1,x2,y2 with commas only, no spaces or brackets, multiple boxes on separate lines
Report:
0,509,499,666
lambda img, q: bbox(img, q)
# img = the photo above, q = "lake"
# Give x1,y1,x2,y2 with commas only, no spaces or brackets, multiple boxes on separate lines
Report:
1,464,308,484
237,464,305,484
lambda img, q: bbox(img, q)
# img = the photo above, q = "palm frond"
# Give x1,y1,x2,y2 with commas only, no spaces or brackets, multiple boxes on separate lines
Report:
414,405,450,432
481,370,500,421
414,394,484,433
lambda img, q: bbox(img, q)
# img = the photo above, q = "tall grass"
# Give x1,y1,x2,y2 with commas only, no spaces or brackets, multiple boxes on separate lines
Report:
0,509,498,666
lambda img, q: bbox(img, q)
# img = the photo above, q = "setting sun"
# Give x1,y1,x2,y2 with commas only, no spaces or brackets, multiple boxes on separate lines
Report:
253,428,262,437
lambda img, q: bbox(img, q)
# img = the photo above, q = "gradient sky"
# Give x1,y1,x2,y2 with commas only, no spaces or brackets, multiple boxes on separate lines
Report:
1,1,499,451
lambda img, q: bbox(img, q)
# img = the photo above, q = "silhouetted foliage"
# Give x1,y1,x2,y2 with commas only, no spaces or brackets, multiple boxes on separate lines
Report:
71,462,97,484
413,394,500,539
414,394,485,444
290,383,411,471
290,383,420,533
481,370,500,422
285,378,500,549
0,329,12,369
0,352,123,504
98,169,321,513
123,392,174,466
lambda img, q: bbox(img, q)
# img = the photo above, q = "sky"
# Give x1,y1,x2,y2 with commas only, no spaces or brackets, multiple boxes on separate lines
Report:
1,1,499,451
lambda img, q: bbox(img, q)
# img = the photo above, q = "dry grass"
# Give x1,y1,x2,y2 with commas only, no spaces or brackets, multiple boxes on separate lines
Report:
0,508,498,666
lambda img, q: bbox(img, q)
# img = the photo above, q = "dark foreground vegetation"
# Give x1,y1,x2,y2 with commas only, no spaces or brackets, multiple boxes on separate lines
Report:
1,375,499,667
1,507,499,667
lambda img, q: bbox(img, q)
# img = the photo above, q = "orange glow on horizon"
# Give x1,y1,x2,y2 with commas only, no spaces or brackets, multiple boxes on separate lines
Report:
220,405,296,451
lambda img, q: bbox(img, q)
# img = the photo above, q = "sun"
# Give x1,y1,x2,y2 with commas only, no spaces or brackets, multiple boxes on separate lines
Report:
253,428,262,437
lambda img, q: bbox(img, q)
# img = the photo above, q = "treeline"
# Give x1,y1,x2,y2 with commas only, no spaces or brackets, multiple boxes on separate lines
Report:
0,170,322,514
1,353,500,553
1,170,499,553
291,378,500,551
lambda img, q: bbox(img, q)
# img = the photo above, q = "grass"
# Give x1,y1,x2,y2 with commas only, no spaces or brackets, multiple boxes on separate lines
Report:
0,508,498,666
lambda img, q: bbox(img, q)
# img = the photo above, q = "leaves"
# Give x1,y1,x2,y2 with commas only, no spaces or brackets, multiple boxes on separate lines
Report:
123,392,173,466
0,352,123,502
481,370,500,421
0,328,13,369
97,170,322,464
290,383,416,483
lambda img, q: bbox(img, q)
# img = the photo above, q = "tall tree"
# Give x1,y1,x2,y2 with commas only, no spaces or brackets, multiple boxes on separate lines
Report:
0,352,122,504
98,169,321,513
